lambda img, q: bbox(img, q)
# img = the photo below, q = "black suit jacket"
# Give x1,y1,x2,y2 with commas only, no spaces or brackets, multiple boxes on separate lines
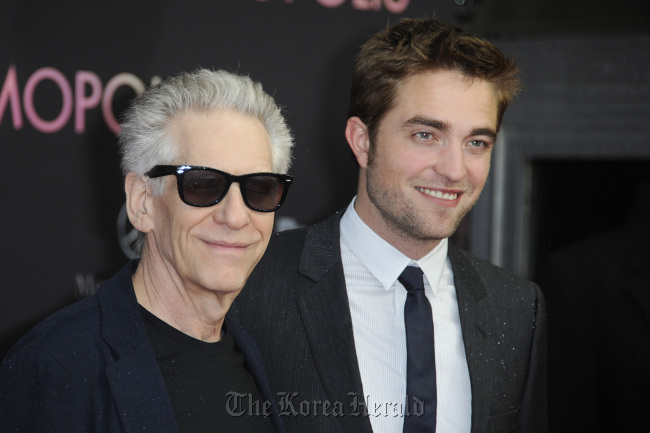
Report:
233,211,547,433
0,261,286,433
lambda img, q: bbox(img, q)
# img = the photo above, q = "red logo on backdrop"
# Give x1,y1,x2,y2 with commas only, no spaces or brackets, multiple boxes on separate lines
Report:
0,65,159,135
255,0,410,13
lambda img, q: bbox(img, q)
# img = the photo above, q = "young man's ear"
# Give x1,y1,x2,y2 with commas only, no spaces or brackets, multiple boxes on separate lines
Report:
124,172,154,234
345,116,371,169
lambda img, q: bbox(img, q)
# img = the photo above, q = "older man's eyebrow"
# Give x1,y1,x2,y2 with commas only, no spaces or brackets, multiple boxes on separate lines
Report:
402,116,449,131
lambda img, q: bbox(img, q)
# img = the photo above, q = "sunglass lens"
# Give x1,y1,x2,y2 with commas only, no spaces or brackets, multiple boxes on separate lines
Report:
245,176,283,211
183,170,226,206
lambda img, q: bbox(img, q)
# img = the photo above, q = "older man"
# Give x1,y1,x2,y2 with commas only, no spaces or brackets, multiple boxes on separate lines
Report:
0,69,293,433
234,18,547,433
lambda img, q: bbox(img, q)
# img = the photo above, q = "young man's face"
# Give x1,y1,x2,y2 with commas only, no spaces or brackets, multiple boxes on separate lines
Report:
353,70,498,259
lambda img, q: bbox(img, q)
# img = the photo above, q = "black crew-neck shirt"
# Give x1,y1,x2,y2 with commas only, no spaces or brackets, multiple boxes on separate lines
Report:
141,307,274,433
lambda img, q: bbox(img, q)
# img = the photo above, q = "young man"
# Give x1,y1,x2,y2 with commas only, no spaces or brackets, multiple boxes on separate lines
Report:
234,18,547,433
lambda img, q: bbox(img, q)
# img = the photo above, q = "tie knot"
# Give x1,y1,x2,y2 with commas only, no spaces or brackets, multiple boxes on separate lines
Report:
398,266,425,292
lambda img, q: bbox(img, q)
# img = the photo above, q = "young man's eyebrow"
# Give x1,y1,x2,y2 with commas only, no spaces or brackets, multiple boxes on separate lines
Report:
402,116,449,131
404,116,497,140
471,128,498,141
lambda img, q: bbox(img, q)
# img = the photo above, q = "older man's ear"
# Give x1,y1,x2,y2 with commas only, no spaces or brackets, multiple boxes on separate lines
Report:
125,172,155,234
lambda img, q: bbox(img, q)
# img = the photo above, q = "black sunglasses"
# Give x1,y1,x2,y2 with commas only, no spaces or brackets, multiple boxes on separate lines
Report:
146,165,293,212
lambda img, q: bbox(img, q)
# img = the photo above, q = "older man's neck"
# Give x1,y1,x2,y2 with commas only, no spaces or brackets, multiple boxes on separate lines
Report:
132,258,232,343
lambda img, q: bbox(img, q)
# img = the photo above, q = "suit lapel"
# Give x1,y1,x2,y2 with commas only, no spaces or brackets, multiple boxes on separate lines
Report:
105,343,179,432
297,212,374,433
449,247,497,433
227,316,286,433
99,262,179,433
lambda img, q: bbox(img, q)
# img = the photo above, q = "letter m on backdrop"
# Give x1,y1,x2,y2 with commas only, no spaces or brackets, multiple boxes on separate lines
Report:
0,65,23,129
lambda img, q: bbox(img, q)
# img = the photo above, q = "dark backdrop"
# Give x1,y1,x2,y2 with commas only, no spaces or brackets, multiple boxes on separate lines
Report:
1,0,648,361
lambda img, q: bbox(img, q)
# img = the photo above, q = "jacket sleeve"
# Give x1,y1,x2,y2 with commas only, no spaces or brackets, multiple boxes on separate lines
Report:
517,284,548,433
0,347,73,432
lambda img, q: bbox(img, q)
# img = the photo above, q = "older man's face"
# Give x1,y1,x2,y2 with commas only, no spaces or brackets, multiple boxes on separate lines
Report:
148,109,275,297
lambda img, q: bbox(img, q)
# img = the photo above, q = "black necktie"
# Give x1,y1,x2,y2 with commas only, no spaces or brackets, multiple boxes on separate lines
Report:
399,266,437,433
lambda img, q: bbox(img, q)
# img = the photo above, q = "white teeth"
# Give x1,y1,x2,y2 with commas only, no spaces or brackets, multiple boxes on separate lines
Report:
417,187,458,200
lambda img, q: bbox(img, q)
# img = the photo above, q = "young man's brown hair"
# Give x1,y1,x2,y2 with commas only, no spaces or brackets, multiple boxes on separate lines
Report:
349,17,521,142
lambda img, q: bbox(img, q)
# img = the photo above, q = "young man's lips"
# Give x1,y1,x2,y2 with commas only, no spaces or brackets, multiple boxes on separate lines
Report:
416,187,462,201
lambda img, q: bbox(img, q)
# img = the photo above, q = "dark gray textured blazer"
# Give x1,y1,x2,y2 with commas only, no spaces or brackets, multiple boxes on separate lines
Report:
233,210,547,433
0,261,286,433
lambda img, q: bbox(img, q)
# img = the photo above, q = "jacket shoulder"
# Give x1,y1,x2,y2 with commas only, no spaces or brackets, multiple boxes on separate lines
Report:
450,246,542,300
265,210,343,253
3,295,101,362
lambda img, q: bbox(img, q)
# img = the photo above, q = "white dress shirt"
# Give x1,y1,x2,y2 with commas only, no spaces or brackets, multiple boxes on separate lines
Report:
340,199,472,433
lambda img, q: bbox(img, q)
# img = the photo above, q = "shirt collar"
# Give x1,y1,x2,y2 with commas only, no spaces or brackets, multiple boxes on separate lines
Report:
340,198,448,295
